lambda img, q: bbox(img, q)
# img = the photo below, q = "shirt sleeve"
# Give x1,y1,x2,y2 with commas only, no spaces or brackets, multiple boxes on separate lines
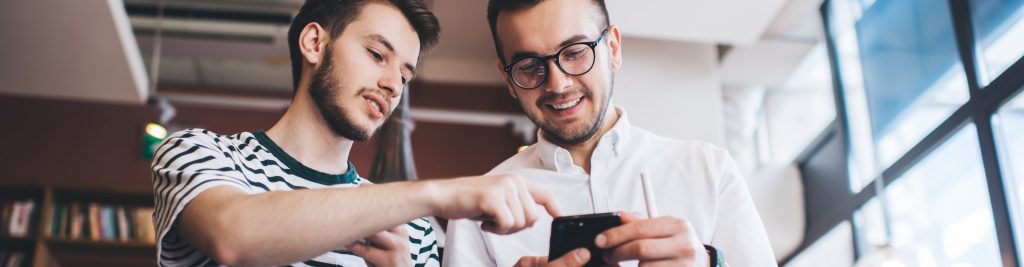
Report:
442,218,497,267
709,148,779,266
407,218,442,266
150,129,251,265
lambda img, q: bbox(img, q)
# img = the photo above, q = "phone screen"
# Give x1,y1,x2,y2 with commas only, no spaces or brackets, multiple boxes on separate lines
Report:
548,212,623,267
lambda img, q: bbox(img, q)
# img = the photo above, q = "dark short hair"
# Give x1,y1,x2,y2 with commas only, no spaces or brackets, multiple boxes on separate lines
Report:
486,0,609,65
287,0,441,90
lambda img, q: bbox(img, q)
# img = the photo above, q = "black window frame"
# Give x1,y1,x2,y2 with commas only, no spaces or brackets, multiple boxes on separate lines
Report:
779,0,1024,266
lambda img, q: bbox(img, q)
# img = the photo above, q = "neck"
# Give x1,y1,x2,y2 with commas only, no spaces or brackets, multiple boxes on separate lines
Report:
549,106,620,173
266,87,354,174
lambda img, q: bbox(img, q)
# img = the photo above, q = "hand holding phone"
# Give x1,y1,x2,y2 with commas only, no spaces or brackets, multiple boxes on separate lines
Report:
548,212,623,267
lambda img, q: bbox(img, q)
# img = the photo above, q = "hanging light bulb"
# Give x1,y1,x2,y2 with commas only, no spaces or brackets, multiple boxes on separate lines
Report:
142,122,168,159
145,123,167,139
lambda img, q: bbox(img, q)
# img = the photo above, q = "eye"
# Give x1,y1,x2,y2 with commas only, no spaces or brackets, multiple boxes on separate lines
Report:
401,76,408,85
367,48,384,62
514,61,542,73
562,46,586,60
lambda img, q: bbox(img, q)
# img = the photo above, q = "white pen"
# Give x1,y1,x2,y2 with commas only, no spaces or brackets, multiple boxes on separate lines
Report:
640,172,659,218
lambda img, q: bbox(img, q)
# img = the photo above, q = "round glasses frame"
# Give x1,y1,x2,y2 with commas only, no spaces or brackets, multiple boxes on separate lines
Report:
503,28,609,89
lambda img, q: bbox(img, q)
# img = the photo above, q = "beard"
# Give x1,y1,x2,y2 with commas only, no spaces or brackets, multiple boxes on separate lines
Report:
530,79,614,145
308,48,383,142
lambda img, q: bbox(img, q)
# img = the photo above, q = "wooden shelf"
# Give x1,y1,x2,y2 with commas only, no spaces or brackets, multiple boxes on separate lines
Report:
0,183,44,200
0,236,36,248
50,185,153,206
0,184,156,267
45,238,155,254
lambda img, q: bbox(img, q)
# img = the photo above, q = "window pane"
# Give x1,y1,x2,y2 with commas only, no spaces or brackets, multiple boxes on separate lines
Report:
994,91,1024,260
854,124,1002,266
969,0,1024,86
828,0,971,193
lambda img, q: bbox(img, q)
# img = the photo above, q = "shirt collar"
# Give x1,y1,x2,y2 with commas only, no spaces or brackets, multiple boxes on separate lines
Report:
253,131,360,185
535,106,632,172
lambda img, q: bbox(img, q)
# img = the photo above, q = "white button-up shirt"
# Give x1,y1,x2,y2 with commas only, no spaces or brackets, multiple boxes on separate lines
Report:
443,107,777,267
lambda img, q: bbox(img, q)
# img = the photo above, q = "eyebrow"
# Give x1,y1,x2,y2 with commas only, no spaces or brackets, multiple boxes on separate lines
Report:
507,34,590,64
366,34,416,78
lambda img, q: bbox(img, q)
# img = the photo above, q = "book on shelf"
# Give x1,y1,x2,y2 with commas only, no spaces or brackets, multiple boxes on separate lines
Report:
1,199,37,238
133,207,156,243
116,206,129,242
88,202,100,241
0,250,26,267
48,201,155,244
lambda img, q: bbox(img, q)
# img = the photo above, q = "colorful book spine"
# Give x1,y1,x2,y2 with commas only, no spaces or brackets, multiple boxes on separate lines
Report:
44,201,156,244
1,200,36,238
116,206,129,242
88,202,100,241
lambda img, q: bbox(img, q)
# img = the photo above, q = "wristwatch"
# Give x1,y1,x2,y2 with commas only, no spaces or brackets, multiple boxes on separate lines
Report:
703,244,725,267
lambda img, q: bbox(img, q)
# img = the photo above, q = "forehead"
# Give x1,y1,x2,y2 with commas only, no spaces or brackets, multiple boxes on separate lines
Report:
495,0,603,57
343,3,421,62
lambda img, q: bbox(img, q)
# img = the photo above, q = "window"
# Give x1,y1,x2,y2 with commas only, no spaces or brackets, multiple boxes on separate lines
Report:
795,0,1024,265
993,91,1024,260
968,0,1024,86
854,124,1002,266
828,0,971,193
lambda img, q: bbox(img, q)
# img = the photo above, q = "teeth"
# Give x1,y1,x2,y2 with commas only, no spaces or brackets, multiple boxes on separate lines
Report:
369,100,381,113
550,98,581,110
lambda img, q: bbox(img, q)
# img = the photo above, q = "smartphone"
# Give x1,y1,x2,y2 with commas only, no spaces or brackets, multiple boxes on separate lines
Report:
548,212,623,267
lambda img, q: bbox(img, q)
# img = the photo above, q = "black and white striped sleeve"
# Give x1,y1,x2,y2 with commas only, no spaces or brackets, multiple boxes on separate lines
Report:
150,129,250,263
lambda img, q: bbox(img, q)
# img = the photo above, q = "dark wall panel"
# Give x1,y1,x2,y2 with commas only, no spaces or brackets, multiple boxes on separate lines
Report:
0,93,521,189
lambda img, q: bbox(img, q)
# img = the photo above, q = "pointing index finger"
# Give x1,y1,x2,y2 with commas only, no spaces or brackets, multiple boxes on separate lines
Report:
524,181,560,217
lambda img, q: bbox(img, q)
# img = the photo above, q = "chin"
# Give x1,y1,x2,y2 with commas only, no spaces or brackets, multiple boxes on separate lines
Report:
362,122,386,136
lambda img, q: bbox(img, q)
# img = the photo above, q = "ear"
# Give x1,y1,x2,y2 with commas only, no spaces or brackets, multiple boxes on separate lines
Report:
497,58,519,99
299,23,329,66
606,25,623,70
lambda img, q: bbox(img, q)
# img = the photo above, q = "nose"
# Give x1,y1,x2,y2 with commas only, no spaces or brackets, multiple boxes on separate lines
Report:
542,59,572,93
378,67,404,98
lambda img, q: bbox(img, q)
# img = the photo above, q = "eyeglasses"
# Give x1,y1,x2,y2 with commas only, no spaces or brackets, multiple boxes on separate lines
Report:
503,28,609,89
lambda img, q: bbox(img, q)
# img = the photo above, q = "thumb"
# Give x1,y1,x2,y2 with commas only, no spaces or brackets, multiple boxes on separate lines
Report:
548,248,590,267
514,256,548,267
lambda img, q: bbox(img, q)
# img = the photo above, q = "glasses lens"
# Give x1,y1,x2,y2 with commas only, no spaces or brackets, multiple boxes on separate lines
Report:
558,43,595,75
511,58,546,89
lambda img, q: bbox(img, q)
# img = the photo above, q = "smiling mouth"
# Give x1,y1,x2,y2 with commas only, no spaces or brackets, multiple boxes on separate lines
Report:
546,97,583,110
369,100,381,113
363,94,387,118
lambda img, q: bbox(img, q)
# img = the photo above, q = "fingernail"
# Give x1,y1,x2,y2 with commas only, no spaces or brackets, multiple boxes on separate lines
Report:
575,248,590,262
595,234,606,247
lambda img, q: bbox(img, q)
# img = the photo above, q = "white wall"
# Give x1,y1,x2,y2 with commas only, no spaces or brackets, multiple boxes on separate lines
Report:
784,221,855,267
612,37,726,146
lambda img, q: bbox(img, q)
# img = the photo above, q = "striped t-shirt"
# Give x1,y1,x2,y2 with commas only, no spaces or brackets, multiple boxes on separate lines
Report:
151,128,440,267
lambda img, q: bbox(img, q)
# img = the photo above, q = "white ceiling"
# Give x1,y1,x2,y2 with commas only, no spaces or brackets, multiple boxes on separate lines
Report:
0,0,826,103
720,0,826,87
0,0,149,104
605,0,789,45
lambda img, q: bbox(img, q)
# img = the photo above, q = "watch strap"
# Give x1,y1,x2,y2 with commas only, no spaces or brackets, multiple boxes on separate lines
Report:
703,244,725,267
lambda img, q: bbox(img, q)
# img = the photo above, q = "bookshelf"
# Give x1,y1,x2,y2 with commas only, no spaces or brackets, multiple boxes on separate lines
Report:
0,184,156,267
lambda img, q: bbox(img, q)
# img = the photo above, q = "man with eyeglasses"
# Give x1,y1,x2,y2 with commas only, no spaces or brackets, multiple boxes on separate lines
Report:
443,0,777,266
